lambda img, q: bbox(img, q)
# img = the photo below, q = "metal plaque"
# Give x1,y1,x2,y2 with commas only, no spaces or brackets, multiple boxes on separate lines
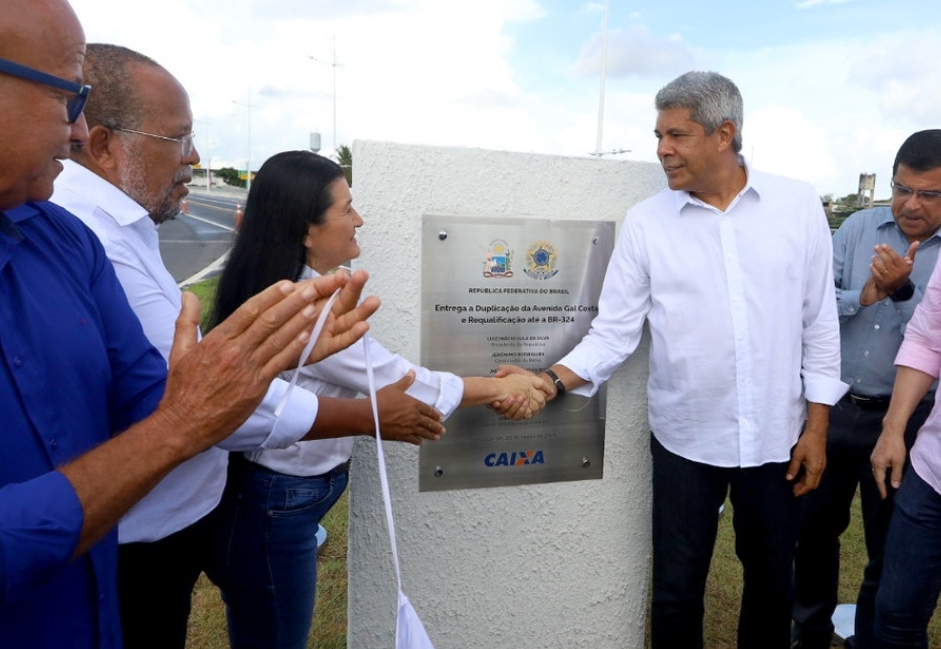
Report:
419,215,615,491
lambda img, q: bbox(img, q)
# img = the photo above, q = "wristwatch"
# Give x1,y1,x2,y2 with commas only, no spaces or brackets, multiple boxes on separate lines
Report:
543,368,566,398
890,280,915,302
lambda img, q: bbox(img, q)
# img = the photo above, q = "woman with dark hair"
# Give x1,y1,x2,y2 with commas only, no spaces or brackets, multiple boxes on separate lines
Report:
208,150,549,649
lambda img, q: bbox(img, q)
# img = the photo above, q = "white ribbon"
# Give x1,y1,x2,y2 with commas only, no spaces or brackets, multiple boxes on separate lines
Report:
274,291,435,647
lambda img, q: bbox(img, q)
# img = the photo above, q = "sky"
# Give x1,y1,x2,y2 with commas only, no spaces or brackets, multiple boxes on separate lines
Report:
68,0,941,198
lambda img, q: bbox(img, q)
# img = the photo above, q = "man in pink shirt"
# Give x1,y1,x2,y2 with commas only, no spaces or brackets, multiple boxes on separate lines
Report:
870,155,941,648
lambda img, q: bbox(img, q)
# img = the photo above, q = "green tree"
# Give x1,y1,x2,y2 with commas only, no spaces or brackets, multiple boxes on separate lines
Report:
215,167,245,188
336,144,352,187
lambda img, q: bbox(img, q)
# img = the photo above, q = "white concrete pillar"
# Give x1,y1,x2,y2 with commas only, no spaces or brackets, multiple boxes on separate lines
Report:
349,141,665,649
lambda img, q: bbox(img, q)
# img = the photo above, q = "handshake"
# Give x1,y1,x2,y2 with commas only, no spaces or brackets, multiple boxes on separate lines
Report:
372,364,561,448
485,365,557,420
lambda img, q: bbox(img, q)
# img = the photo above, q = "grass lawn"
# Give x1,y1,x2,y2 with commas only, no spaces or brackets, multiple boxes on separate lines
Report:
186,490,940,648
181,276,218,332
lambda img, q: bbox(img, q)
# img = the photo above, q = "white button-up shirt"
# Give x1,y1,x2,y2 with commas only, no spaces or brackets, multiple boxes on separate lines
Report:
51,160,321,543
558,163,847,467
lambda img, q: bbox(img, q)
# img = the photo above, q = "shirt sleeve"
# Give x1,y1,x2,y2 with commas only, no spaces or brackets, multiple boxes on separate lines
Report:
0,466,83,605
556,217,650,397
832,218,864,320
801,195,849,405
214,378,320,451
896,255,941,378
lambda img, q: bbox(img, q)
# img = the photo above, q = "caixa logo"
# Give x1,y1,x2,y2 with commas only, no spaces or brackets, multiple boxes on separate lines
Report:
484,450,545,467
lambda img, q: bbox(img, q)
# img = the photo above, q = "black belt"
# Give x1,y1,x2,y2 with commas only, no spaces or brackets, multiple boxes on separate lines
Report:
846,393,892,411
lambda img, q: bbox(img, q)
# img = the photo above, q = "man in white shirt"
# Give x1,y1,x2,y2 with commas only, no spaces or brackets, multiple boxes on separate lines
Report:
50,43,446,649
502,71,846,648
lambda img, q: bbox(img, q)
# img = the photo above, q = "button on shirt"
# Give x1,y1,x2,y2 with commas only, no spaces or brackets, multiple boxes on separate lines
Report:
896,256,941,498
557,164,847,467
247,266,465,477
51,161,321,543
0,202,167,648
833,206,940,395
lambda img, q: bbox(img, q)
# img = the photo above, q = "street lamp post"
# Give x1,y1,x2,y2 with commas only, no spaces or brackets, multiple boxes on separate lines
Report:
232,91,253,193
308,35,338,155
595,0,610,156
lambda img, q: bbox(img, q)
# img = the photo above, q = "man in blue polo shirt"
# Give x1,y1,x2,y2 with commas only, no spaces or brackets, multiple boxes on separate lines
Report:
0,1,376,646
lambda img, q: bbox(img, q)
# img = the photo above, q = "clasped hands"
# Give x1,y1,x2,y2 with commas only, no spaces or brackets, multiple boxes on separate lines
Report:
859,241,919,306
488,365,553,420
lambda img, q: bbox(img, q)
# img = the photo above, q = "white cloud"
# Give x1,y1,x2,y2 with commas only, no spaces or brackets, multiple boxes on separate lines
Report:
576,24,698,78
745,104,836,187
848,28,941,124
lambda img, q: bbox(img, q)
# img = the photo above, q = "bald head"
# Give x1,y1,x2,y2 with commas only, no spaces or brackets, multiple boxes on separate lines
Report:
0,0,84,63
0,0,87,209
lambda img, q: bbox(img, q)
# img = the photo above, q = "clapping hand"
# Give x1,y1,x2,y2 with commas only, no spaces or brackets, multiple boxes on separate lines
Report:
300,269,381,365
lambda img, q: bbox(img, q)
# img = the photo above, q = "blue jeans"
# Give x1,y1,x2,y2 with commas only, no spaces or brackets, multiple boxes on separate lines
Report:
208,454,349,649
650,434,800,649
873,466,941,649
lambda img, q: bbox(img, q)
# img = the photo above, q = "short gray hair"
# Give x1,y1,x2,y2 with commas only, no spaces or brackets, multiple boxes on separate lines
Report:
70,44,162,156
655,71,743,153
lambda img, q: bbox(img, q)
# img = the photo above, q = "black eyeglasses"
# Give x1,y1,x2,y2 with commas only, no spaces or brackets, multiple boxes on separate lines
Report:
891,180,941,204
0,56,91,124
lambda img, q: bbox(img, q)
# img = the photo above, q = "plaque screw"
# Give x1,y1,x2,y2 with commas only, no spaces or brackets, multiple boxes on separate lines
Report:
434,466,444,477
592,236,599,245
438,231,448,241
581,457,590,468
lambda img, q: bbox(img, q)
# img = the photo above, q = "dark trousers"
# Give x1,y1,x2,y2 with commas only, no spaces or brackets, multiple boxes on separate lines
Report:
118,505,220,649
793,396,931,649
651,434,801,649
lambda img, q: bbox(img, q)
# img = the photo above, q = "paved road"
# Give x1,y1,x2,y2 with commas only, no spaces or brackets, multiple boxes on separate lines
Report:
158,188,245,284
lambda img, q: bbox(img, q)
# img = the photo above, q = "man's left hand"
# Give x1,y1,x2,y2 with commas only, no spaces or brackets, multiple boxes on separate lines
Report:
786,419,827,497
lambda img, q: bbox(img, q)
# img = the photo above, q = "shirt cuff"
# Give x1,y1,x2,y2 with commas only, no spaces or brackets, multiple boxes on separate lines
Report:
837,288,862,317
0,471,83,600
426,371,464,419
803,374,849,406
555,348,602,398
215,378,320,452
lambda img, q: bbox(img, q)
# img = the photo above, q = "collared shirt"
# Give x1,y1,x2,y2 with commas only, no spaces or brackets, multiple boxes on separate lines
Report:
0,202,167,648
896,255,941,498
51,161,321,543
833,206,941,396
247,266,465,477
557,163,847,468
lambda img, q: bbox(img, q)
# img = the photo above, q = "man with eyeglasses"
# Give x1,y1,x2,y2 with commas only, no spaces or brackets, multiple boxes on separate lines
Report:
0,2,378,648
792,130,941,649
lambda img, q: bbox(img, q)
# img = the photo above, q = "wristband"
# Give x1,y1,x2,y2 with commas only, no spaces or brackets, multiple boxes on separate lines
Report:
543,368,566,398
890,279,915,303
